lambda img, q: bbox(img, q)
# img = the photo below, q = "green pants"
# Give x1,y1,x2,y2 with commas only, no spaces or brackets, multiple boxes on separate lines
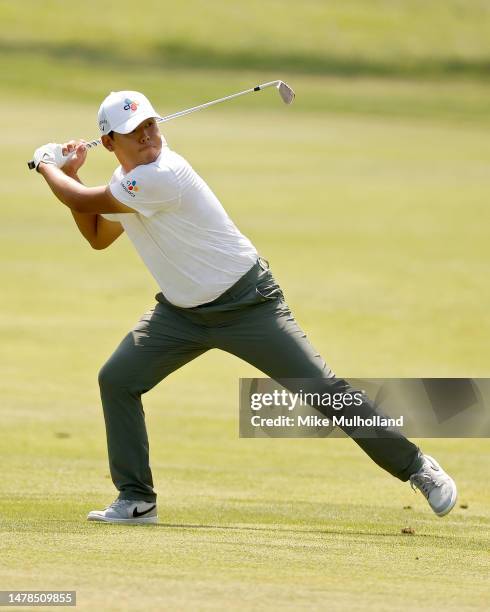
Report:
98,258,423,502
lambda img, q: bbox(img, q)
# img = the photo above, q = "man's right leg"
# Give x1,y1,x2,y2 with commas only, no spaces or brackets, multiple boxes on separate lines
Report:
97,302,209,503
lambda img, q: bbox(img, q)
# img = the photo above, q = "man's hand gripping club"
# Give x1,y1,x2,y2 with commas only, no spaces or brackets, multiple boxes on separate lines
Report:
32,140,87,174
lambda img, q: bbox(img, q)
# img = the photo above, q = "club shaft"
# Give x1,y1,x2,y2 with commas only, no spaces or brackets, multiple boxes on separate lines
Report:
159,81,280,123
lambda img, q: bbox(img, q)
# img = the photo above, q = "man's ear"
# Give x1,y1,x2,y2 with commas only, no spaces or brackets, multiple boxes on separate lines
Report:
101,134,114,152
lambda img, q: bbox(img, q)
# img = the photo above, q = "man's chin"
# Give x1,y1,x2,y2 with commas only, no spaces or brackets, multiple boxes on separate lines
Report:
141,147,161,164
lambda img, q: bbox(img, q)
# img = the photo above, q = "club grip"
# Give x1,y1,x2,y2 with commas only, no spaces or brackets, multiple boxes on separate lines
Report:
27,160,36,170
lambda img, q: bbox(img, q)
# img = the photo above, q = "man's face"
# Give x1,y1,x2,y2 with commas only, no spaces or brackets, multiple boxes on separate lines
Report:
103,117,162,171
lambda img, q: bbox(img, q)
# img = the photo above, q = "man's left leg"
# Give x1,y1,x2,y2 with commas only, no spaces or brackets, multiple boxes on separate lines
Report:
214,296,423,481
209,266,457,515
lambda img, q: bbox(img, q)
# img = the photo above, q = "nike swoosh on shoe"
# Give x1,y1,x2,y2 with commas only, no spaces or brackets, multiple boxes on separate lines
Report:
133,505,156,518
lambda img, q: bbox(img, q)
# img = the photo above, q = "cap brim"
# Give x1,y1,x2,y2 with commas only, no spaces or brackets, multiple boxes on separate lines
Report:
112,110,163,134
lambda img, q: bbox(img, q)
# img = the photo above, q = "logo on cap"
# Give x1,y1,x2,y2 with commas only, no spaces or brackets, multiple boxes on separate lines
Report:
123,98,139,112
127,180,139,192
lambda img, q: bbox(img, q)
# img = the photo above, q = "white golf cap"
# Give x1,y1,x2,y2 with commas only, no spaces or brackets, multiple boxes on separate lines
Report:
98,90,161,135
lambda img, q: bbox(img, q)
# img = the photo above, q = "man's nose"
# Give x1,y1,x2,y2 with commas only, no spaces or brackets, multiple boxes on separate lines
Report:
139,129,151,143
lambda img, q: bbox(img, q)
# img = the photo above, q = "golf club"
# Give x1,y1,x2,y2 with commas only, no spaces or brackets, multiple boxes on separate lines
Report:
27,80,295,170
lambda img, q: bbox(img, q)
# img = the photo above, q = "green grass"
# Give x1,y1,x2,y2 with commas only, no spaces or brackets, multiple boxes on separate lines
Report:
1,2,490,609
1,432,489,610
2,0,490,79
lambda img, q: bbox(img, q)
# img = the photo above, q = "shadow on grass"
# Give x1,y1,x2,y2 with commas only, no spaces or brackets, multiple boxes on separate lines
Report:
145,522,454,542
3,39,490,80
5,516,483,549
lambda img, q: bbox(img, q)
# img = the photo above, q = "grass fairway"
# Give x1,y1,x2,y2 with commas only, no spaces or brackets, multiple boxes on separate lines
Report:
1,1,490,609
0,431,489,610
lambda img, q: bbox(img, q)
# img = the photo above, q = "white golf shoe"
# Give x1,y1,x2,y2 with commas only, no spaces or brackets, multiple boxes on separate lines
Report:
87,499,158,524
409,455,457,517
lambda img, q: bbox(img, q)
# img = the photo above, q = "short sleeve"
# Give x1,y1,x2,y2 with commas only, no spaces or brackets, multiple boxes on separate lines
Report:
109,163,181,218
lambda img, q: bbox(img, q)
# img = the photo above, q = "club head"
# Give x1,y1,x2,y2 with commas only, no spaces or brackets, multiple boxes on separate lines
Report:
277,81,295,104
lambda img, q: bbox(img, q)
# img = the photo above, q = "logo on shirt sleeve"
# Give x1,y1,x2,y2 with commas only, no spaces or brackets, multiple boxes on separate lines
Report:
121,179,140,197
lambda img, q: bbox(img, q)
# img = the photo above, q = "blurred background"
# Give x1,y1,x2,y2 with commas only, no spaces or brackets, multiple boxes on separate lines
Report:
1,1,489,610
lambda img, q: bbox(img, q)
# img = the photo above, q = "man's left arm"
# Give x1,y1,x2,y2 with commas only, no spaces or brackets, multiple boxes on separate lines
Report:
38,163,136,215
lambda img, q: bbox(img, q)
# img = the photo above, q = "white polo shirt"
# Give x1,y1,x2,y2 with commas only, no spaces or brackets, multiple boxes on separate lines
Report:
101,143,258,307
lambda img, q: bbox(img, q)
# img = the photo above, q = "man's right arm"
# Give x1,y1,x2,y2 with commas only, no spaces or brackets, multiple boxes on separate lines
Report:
65,167,125,250
70,209,125,250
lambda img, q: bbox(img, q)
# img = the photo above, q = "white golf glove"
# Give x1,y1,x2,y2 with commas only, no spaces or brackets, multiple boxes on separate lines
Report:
32,143,70,171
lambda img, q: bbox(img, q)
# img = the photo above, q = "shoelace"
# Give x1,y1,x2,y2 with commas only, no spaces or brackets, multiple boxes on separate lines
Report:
410,472,443,498
106,499,130,511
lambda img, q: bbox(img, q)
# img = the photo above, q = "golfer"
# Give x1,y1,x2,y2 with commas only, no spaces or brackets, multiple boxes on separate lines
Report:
32,90,457,524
